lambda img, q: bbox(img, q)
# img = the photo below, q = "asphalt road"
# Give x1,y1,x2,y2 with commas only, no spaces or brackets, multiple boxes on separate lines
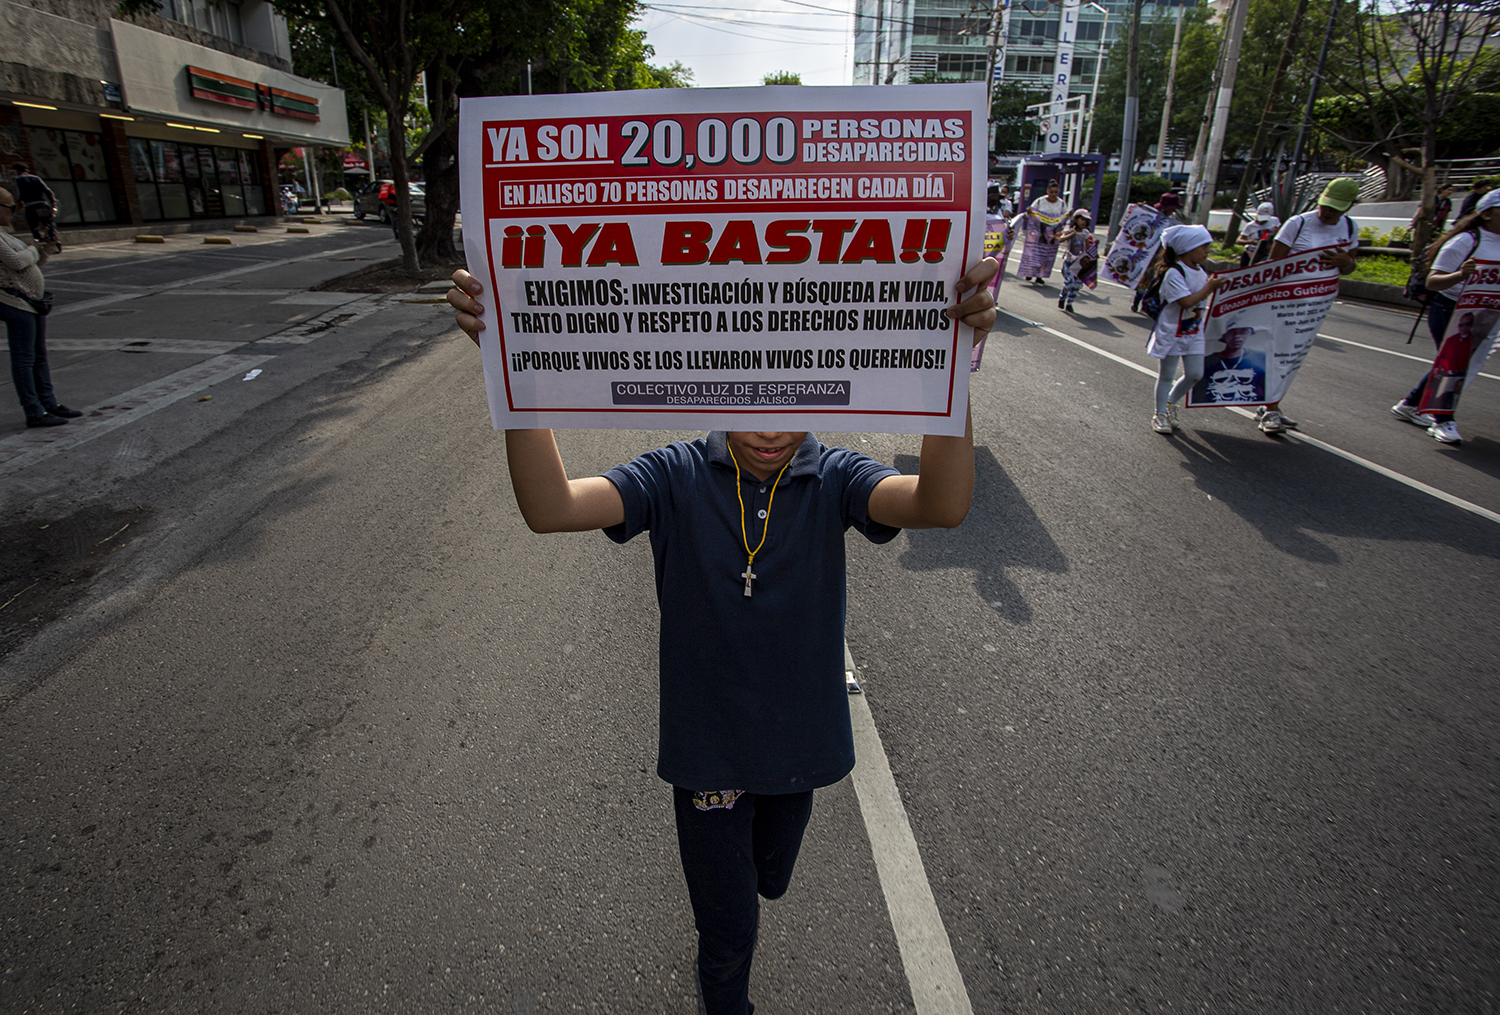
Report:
1,232,1496,1014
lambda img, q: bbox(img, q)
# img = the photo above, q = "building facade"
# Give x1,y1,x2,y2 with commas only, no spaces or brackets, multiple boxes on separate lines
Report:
0,0,347,228
852,0,1183,155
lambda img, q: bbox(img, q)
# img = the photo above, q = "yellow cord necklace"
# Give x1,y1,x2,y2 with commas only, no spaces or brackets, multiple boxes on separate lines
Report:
728,448,792,598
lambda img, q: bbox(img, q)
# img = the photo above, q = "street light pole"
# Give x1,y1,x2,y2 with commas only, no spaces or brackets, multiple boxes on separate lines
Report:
1153,2,1184,176
1082,3,1109,154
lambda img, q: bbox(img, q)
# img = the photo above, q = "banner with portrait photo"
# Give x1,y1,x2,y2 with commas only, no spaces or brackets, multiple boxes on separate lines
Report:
1418,260,1500,416
1016,207,1065,279
459,84,988,437
1102,203,1173,290
1186,247,1342,408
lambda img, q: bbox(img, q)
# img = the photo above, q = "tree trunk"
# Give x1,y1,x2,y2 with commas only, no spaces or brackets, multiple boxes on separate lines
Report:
387,108,419,272
1225,0,1309,244
417,62,459,264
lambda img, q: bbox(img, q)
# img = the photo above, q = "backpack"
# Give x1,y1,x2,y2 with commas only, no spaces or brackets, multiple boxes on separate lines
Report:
1405,229,1481,307
1140,262,1186,322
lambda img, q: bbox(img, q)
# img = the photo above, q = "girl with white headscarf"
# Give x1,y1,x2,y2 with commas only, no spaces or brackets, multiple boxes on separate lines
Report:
1146,224,1224,434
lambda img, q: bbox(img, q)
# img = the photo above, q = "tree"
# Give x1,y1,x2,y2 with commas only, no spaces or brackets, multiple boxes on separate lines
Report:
408,0,691,265
989,80,1047,155
763,71,802,85
1316,0,1500,254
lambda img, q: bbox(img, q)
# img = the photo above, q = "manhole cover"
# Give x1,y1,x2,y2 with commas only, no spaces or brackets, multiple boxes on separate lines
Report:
93,309,139,317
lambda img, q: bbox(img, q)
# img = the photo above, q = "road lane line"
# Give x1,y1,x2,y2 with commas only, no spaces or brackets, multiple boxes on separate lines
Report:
0,353,274,479
845,643,975,1015
256,294,394,345
54,239,394,315
1317,332,1500,382
48,338,245,354
999,307,1500,527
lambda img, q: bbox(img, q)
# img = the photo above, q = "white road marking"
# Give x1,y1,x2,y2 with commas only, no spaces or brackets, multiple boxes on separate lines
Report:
998,307,1500,527
1317,332,1500,382
48,338,245,354
271,292,367,306
256,294,394,345
0,353,274,478
53,239,394,315
845,643,975,1015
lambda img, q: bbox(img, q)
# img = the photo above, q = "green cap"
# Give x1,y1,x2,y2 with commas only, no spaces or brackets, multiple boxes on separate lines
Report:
1318,177,1360,212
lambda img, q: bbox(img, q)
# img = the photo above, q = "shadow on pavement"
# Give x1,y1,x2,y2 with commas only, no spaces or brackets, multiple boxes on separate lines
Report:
1170,428,1500,564
893,445,1068,624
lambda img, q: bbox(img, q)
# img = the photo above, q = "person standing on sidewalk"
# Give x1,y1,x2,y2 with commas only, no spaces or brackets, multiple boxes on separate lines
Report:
0,188,79,428
11,164,59,252
1257,177,1361,435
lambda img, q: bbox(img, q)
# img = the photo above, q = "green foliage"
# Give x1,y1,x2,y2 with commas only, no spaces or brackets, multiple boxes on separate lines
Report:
1089,3,1218,159
763,71,802,86
1082,172,1175,212
330,187,353,201
1348,254,1410,286
990,79,1047,154
1316,89,1500,164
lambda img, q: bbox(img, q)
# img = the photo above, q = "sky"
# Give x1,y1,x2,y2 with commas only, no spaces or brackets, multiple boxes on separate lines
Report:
633,0,859,89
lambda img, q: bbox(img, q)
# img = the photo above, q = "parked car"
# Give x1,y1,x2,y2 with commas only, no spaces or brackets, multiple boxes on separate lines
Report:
353,179,426,223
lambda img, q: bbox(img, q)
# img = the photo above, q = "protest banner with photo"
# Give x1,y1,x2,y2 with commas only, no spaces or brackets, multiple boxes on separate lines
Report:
459,84,987,436
1102,202,1173,290
1417,260,1500,416
1016,207,1065,279
1185,246,1342,408
972,211,1017,371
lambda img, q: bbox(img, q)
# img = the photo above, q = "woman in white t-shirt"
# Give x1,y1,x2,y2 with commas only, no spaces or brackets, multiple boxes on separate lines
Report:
1147,224,1225,434
1256,177,1361,434
1390,189,1500,444
1238,202,1280,267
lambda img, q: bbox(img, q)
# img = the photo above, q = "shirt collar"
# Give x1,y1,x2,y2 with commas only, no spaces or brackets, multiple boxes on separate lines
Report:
705,431,821,482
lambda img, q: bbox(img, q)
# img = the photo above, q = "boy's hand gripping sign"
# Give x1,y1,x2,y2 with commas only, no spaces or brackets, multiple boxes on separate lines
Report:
459,84,986,436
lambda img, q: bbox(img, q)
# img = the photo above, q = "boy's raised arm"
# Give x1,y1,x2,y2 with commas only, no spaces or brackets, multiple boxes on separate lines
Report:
866,258,994,530
505,429,625,533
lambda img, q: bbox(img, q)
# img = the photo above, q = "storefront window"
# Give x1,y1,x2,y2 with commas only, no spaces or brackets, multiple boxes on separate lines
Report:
24,127,117,224
129,139,262,220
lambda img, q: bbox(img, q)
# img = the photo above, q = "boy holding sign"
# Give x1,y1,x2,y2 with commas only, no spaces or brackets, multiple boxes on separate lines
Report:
447,259,995,1015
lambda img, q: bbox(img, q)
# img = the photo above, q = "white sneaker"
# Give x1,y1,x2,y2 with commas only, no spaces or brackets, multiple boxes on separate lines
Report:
1390,400,1435,427
1255,406,1298,429
1151,412,1174,435
1258,409,1287,434
1428,419,1462,444
1166,402,1181,429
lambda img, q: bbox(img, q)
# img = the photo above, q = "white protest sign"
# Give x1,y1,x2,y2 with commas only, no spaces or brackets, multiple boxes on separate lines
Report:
459,84,988,436
1186,245,1342,408
1102,202,1172,290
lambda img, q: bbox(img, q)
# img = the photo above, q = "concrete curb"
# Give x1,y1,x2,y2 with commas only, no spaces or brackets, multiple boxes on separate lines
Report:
1339,277,1423,309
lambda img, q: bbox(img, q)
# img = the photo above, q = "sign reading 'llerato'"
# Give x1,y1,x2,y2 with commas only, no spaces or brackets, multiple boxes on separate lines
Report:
458,84,987,435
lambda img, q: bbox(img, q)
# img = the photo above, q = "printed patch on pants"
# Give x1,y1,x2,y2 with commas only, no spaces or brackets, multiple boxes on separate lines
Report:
691,790,744,811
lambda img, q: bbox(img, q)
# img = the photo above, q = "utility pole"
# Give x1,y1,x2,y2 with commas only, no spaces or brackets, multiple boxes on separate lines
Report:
1184,2,1230,218
986,0,1013,113
363,108,375,182
1225,0,1310,243
1106,0,1145,242
1153,2,1185,176
1278,0,1340,218
1195,0,1250,224
873,0,885,85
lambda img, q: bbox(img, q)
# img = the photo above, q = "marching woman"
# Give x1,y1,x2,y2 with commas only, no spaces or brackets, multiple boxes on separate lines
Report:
1055,207,1098,313
1392,189,1500,444
1147,224,1225,434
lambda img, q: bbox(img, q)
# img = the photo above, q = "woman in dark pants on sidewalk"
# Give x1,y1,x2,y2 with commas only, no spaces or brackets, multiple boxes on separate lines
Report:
0,187,80,427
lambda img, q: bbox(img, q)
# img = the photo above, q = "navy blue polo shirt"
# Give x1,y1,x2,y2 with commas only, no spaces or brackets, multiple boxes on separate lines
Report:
603,432,900,794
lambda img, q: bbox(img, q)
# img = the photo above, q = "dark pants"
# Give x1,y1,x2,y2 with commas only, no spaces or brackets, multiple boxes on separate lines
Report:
2,301,55,419
23,202,56,244
674,787,815,1015
1406,296,1457,414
